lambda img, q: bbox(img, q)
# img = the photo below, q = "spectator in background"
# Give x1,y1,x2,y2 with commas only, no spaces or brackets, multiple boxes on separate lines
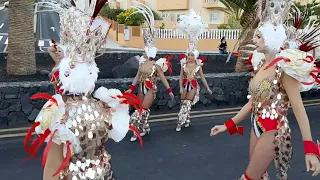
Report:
218,36,227,54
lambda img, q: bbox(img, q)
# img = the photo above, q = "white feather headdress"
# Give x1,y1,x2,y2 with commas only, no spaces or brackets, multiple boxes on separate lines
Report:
255,0,293,52
175,9,208,58
131,2,157,59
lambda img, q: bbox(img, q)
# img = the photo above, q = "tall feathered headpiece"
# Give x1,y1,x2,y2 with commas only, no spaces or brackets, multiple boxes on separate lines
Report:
131,2,157,59
284,4,320,53
255,0,293,52
38,0,111,95
175,9,208,59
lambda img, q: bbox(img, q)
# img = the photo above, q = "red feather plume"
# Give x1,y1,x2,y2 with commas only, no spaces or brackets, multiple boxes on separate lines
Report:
178,53,186,61
30,93,58,106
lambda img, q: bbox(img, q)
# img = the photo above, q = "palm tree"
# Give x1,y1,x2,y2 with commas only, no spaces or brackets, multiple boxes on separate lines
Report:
219,0,243,21
7,0,36,75
219,0,259,72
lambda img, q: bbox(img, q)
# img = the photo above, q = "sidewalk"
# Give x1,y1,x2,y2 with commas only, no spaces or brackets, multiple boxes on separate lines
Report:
104,36,219,53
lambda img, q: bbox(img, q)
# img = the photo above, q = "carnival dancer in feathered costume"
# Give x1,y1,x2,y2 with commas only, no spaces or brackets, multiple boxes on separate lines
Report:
173,9,212,132
210,0,320,179
125,2,174,142
23,1,143,179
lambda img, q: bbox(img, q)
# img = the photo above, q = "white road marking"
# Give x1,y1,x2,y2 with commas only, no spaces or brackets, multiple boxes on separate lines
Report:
50,27,56,32
3,45,8,52
4,38,7,44
0,36,2,41
38,40,44,47
0,23,4,29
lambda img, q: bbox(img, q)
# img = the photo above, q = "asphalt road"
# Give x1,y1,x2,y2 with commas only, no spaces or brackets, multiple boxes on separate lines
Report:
0,0,61,53
0,104,319,180
0,8,8,52
37,10,60,52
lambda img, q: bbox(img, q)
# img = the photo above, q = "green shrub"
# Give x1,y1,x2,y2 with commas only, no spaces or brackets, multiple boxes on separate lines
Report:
100,5,125,21
117,8,145,26
217,24,230,29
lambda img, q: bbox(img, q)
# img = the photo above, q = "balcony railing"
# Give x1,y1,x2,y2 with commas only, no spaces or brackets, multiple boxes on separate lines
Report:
142,28,241,40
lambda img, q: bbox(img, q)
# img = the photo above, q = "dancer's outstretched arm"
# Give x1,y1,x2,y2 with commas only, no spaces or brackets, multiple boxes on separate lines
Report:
210,99,252,136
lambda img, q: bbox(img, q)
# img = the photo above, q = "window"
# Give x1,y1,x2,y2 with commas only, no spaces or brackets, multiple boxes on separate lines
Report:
176,14,185,21
209,12,219,22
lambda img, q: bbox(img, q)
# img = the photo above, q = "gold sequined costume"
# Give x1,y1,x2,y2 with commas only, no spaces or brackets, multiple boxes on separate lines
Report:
57,96,116,180
233,0,320,179
23,1,143,179
129,2,173,142
176,58,203,128
129,56,171,141
175,9,208,131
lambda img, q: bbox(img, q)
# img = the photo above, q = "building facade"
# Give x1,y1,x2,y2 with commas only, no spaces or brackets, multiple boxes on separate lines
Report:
106,0,318,29
108,0,228,28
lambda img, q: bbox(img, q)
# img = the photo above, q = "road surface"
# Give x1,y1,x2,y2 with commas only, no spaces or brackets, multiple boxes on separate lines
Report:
0,102,319,180
0,0,61,53
0,7,8,52
37,10,60,52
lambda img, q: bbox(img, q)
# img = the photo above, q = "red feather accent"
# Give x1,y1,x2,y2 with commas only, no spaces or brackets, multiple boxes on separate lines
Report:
292,10,305,29
30,93,58,106
51,39,57,50
264,57,291,70
23,126,51,163
52,141,72,177
315,60,320,67
303,55,314,63
24,122,40,153
178,53,186,61
116,92,143,114
301,68,320,85
129,125,143,148
165,54,174,76
247,53,254,72
298,24,320,52
199,57,206,65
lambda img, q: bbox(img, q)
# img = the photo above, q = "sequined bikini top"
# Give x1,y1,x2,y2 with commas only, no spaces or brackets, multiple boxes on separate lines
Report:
183,64,200,80
248,60,290,119
139,62,157,82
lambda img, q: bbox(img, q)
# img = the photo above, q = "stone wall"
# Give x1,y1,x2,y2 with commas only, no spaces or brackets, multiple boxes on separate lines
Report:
0,52,237,81
0,73,250,127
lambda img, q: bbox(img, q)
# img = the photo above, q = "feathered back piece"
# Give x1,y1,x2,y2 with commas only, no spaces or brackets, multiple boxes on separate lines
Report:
131,2,157,59
175,9,208,58
285,5,320,52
